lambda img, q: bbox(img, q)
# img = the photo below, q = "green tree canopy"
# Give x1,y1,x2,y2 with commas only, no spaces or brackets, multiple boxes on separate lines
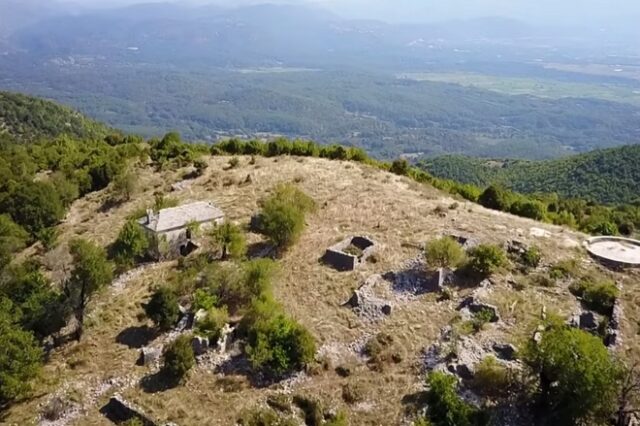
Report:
424,237,465,270
66,239,114,340
524,324,622,425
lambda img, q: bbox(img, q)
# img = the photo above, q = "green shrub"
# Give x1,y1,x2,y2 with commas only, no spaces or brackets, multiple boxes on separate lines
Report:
549,259,579,280
0,214,28,269
192,288,219,311
523,325,622,425
228,157,240,169
478,185,513,212
259,184,315,250
521,246,542,268
569,278,619,315
210,222,246,260
425,371,481,426
292,395,323,426
471,308,495,333
510,199,547,221
238,408,297,426
466,244,507,277
196,306,229,342
0,298,44,403
163,334,195,382
324,410,349,426
424,237,465,269
111,220,149,268
472,356,515,398
145,287,180,331
390,158,410,175
243,298,316,376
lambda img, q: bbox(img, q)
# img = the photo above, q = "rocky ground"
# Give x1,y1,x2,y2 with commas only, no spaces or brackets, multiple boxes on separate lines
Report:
3,155,639,426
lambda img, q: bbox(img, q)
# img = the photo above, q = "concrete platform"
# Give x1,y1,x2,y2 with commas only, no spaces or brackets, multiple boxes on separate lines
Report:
585,236,640,267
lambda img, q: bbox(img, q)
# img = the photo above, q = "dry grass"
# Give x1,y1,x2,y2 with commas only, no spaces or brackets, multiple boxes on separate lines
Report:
4,155,638,426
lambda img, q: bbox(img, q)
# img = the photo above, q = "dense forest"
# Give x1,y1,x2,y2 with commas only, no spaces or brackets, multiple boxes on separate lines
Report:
421,145,640,205
2,65,640,159
0,91,110,141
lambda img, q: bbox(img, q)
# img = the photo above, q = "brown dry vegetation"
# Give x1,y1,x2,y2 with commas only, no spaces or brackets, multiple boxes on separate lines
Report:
3,155,639,426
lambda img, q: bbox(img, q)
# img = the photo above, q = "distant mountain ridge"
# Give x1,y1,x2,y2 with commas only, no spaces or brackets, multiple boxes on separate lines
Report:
0,91,110,141
421,145,640,204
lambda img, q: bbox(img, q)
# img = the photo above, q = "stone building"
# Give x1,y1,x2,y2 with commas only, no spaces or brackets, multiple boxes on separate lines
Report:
138,201,224,259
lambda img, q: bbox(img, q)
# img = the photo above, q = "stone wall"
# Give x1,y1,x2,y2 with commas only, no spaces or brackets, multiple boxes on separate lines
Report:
323,236,376,271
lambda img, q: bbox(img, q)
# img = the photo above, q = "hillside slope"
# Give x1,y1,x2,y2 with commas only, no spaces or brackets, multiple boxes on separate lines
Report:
0,91,110,141
4,154,639,425
421,144,640,204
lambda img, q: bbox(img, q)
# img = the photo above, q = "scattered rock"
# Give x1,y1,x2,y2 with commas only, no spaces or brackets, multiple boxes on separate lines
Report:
569,311,599,332
138,346,162,366
457,298,500,322
194,309,207,325
191,336,210,355
492,343,517,361
99,395,157,426
506,240,528,256
335,366,352,377
530,227,552,238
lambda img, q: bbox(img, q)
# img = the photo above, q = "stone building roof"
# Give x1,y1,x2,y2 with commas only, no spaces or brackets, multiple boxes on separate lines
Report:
138,201,224,233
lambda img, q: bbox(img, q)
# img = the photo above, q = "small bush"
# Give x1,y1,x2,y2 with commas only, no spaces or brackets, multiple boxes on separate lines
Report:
238,408,297,426
111,220,149,268
521,246,542,268
569,278,619,315
478,185,513,212
259,184,315,250
243,298,316,376
341,382,364,404
192,288,219,311
549,259,579,280
196,306,229,342
424,237,465,269
471,308,495,333
425,371,482,426
472,356,515,398
390,158,410,175
210,222,246,260
145,287,180,331
466,244,507,277
292,395,323,426
163,334,195,382
228,157,240,169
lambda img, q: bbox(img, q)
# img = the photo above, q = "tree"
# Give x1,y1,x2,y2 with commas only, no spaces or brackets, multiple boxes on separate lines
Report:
243,297,315,376
145,287,180,331
163,334,195,383
0,298,44,403
112,220,149,268
424,237,465,270
210,222,246,260
5,181,64,235
524,324,622,425
390,158,410,176
196,306,229,342
466,244,507,277
0,214,28,269
65,239,113,340
510,199,547,221
478,185,513,212
1,263,69,338
258,184,315,250
111,168,136,202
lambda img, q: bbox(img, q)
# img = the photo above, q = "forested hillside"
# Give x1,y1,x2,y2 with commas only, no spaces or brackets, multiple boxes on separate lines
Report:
0,91,110,141
421,144,640,204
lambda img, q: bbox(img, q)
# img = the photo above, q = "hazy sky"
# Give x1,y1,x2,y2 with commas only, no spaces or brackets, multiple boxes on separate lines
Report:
63,0,640,26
